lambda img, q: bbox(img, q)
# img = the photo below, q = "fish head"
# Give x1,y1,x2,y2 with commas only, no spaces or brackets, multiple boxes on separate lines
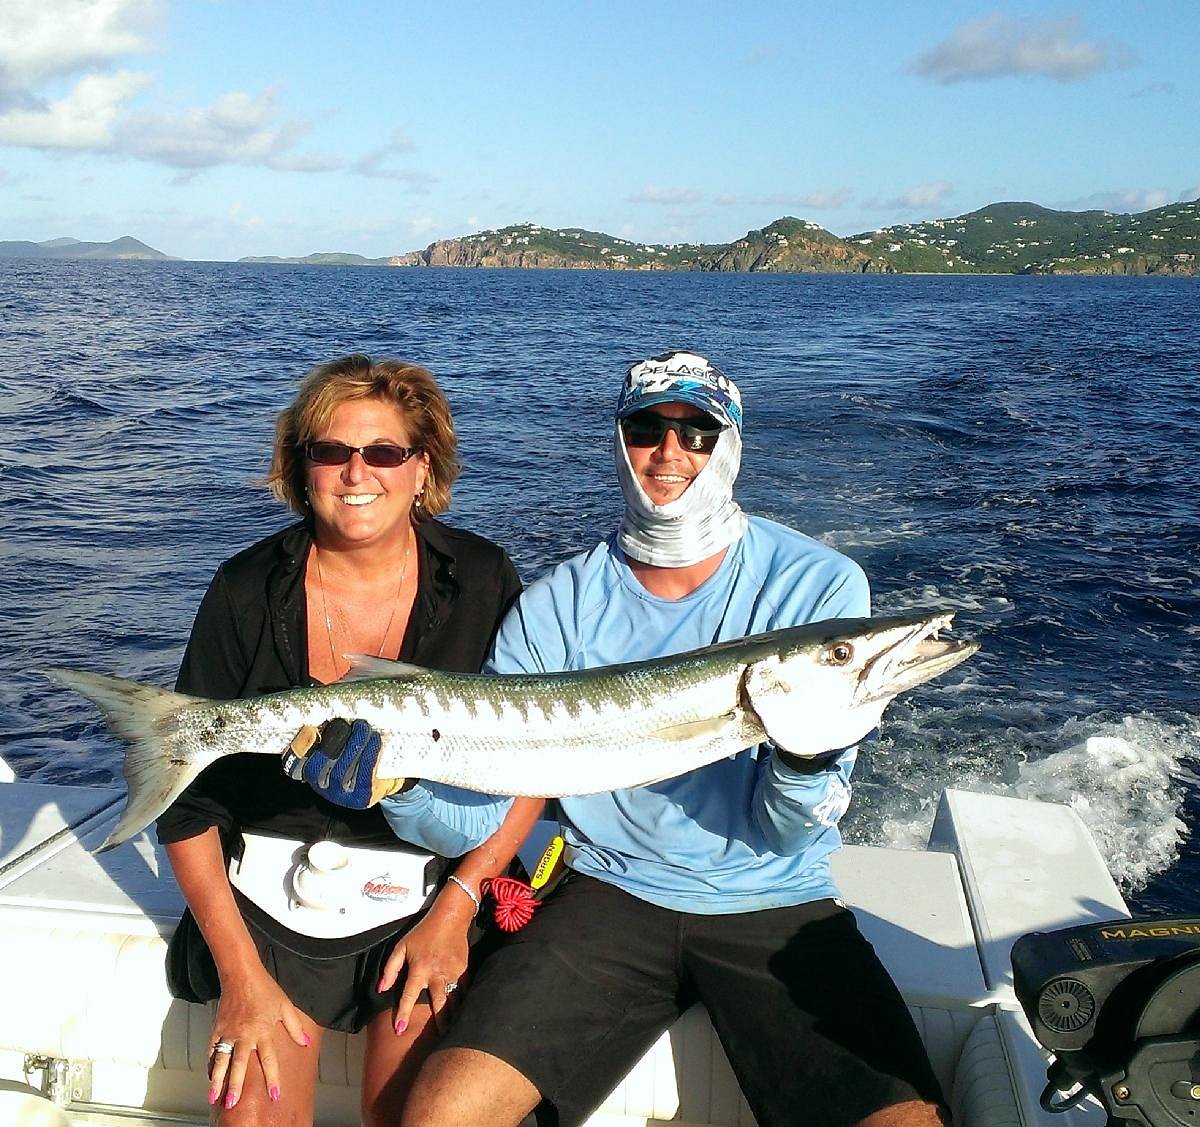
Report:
741,611,978,757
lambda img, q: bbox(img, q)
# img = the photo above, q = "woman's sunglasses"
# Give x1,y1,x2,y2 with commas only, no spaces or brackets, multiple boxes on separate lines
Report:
619,411,725,454
304,441,421,468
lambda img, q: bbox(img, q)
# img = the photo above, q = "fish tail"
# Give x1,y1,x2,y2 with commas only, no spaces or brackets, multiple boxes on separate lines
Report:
42,667,205,853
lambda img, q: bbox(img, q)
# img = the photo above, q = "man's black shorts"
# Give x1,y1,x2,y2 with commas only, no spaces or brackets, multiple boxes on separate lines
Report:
443,873,944,1127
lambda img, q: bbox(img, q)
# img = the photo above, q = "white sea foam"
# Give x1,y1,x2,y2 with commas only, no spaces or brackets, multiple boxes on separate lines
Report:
1011,715,1199,891
820,523,924,552
859,709,1199,894
873,583,1013,617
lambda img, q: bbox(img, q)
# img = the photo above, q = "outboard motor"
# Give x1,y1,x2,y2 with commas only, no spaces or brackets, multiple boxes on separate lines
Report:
1012,917,1200,1126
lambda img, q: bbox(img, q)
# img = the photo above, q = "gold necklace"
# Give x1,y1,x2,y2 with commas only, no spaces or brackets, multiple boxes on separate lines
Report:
313,536,413,676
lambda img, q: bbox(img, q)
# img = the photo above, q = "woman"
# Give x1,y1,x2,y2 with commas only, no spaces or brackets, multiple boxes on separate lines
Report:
156,355,540,1126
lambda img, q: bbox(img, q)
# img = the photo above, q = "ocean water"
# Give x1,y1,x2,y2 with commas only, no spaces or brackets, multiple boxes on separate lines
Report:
0,259,1196,915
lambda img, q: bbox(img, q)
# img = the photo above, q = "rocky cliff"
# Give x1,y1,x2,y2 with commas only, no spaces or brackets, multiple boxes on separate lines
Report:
702,218,884,273
386,220,880,274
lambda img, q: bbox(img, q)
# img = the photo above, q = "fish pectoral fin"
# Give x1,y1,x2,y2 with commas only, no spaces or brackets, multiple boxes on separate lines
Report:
340,655,428,683
648,713,738,743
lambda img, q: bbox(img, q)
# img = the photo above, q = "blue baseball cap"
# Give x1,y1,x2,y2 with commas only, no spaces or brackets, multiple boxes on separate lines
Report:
616,350,744,432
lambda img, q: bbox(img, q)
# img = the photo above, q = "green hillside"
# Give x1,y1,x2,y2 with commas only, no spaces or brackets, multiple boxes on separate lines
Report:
420,223,717,268
15,197,1197,274
853,200,1200,275
238,251,392,266
414,219,874,272
0,236,169,261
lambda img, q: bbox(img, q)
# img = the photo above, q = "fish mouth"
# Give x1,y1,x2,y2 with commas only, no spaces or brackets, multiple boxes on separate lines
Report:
859,612,979,702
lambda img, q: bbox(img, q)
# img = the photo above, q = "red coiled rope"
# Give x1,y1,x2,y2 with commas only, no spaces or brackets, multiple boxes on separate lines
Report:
484,876,539,932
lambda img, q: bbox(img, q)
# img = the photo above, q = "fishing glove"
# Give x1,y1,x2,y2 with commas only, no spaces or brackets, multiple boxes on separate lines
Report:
282,719,406,808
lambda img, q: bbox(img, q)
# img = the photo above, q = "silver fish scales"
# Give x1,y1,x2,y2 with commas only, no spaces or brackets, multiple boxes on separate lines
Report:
44,610,978,852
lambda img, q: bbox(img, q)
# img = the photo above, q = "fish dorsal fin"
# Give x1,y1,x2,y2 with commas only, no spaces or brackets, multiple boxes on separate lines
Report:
340,655,428,683
648,713,737,743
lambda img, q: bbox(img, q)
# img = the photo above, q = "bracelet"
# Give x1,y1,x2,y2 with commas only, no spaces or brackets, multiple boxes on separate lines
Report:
446,874,481,916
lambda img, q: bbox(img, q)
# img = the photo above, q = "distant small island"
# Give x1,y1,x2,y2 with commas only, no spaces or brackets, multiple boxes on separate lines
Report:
8,198,1199,275
0,236,169,262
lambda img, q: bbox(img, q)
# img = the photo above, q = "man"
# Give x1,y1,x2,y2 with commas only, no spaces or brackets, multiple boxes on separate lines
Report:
300,350,947,1127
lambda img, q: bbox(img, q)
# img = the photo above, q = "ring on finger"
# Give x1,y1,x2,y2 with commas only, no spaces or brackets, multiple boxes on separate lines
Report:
444,981,458,995
213,1041,235,1055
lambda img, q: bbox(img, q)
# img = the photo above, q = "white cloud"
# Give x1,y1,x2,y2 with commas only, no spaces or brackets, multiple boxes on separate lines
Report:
1180,186,1200,204
352,129,433,189
895,181,954,209
0,70,150,147
911,14,1126,84
114,87,339,173
743,46,783,67
1061,188,1172,214
627,186,703,205
409,217,436,235
222,202,262,230
0,1,415,182
0,0,160,85
792,189,851,210
1130,82,1175,98
862,181,955,215
714,189,852,211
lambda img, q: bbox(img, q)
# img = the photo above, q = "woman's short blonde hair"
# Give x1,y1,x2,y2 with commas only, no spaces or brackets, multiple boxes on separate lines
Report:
268,355,460,520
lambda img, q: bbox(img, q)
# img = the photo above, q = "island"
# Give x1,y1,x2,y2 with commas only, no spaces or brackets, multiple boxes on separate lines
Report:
242,199,1200,277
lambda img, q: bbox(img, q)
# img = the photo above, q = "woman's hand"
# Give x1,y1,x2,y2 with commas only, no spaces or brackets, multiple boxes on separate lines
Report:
379,896,473,1035
205,965,313,1109
167,830,316,1109
375,799,545,1038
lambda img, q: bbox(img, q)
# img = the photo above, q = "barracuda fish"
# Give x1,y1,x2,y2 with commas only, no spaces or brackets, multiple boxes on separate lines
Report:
45,610,977,852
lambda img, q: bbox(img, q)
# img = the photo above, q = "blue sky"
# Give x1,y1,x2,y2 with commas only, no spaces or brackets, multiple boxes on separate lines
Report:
1,1,1196,261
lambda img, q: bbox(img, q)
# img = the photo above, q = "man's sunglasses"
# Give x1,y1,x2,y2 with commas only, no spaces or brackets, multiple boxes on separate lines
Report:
304,441,422,468
620,411,725,454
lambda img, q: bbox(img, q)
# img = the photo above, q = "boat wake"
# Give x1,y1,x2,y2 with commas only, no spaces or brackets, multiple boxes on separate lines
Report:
847,707,1199,898
1012,713,1199,892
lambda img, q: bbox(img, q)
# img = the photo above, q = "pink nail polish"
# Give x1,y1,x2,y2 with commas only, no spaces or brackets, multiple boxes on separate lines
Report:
376,977,387,993
302,1032,312,1047
208,1087,219,1105
224,1091,238,1110
394,1018,407,1034
269,1085,280,1102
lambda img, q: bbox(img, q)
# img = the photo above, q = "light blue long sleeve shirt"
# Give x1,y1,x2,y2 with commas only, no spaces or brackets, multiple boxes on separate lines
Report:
383,517,869,913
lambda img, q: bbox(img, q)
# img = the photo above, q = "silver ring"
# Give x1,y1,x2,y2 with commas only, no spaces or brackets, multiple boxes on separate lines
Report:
212,1041,235,1055
444,981,458,995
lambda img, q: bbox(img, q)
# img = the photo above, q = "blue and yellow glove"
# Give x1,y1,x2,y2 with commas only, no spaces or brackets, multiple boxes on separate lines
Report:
282,719,405,809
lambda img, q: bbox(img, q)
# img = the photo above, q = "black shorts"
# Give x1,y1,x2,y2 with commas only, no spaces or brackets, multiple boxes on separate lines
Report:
166,891,422,1034
442,873,944,1127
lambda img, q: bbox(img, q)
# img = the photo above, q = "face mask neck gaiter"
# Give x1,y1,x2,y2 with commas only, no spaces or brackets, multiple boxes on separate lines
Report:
614,422,747,569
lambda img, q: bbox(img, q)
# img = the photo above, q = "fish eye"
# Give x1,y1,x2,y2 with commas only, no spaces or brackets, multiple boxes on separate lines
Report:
823,642,855,666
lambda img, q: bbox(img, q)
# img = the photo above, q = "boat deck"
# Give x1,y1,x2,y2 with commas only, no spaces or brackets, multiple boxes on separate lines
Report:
0,783,1127,1126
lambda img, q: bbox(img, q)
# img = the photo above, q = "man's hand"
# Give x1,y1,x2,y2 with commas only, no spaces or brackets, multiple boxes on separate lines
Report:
282,719,405,809
743,659,891,765
767,697,888,761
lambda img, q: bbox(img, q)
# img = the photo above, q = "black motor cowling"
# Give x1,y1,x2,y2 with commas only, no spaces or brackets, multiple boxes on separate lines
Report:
1012,916,1200,1125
